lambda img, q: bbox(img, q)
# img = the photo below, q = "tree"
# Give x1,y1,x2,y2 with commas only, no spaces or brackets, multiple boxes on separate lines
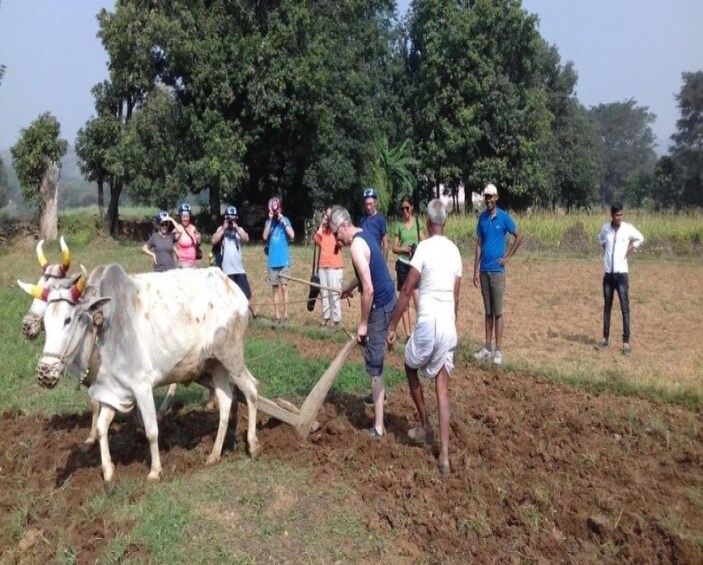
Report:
368,137,419,212
669,71,703,208
75,102,120,220
407,0,554,209
0,63,7,209
589,99,657,206
10,112,68,240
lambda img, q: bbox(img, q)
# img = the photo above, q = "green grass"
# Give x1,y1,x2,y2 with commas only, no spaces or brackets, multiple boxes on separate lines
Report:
441,209,703,253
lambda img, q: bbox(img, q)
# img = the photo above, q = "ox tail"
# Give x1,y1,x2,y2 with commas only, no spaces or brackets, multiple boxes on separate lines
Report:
244,366,259,391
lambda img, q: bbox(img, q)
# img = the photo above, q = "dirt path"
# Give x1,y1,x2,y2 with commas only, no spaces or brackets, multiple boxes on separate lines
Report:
1,354,701,562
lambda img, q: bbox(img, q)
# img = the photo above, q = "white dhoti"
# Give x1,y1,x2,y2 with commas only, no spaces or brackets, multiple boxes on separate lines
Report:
404,315,457,378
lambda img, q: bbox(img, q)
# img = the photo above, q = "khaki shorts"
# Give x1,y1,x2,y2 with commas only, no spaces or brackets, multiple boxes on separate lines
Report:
480,271,505,317
267,266,291,286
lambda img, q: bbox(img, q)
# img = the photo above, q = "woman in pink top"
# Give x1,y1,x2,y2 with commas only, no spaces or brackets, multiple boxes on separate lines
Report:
314,206,344,326
173,203,201,268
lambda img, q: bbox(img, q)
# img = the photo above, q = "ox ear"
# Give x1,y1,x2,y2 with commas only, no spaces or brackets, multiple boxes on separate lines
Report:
36,240,48,270
86,297,112,313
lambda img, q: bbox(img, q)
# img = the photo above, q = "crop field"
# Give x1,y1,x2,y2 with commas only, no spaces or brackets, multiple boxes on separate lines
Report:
0,217,702,562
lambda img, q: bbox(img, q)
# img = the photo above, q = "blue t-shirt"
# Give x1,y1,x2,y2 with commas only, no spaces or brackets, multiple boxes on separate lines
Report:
359,213,387,249
352,230,395,309
476,208,517,273
266,217,292,268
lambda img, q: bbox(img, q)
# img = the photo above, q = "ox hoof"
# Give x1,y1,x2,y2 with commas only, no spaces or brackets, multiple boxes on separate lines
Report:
147,470,161,481
104,480,115,495
81,440,96,453
249,443,263,460
206,454,221,465
204,400,217,411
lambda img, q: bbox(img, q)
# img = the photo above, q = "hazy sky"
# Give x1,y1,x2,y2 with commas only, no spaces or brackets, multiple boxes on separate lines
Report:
1,0,702,152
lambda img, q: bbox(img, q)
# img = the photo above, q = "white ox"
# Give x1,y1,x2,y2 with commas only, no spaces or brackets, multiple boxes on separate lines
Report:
19,264,261,492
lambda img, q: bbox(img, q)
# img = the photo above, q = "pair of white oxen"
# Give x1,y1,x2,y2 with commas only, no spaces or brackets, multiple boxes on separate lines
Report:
19,238,261,493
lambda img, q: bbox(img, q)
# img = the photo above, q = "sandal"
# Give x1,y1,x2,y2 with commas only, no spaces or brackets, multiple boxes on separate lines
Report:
407,425,434,445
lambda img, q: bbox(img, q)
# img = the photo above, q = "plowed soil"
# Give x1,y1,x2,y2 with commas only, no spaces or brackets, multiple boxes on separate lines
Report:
2,354,701,562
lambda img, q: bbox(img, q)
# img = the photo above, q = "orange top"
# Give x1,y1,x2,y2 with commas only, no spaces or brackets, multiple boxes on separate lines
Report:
315,230,344,269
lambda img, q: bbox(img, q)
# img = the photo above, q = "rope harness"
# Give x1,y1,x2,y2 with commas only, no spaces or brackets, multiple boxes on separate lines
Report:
38,298,104,388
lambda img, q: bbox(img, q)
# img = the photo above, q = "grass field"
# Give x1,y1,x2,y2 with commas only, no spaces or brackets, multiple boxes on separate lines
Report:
0,216,701,561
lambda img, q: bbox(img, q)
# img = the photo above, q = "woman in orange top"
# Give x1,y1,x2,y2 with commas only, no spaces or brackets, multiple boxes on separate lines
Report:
314,206,344,326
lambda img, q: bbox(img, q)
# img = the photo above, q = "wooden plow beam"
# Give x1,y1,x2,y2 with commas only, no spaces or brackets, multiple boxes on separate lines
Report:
250,336,356,439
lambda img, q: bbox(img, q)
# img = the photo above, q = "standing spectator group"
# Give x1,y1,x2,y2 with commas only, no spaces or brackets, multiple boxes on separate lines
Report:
137,182,643,479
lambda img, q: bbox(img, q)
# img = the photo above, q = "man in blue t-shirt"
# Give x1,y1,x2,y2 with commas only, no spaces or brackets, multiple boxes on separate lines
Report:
472,183,524,366
331,205,396,438
359,187,388,260
263,196,295,325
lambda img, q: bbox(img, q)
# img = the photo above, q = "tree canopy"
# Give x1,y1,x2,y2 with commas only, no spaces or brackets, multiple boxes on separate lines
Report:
70,0,693,228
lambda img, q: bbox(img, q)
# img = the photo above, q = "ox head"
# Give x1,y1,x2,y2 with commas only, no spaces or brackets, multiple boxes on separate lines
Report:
22,236,72,340
18,268,111,388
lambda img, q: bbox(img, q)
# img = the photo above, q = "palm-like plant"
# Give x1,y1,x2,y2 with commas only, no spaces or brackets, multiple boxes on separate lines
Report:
370,137,420,213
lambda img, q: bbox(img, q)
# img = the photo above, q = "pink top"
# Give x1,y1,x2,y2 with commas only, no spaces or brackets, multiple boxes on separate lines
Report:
176,225,198,267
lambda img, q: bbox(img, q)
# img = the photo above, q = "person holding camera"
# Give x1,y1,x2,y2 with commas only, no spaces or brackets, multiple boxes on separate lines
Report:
173,202,201,268
142,211,179,272
392,195,425,340
212,205,258,318
263,196,295,325
314,205,344,327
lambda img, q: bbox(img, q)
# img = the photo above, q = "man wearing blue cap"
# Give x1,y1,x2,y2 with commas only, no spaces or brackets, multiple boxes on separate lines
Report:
360,188,388,261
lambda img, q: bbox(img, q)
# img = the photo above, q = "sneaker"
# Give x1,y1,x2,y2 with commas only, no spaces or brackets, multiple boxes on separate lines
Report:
408,425,435,445
595,340,609,350
493,351,503,365
368,426,386,438
362,393,389,406
473,346,492,362
622,343,632,356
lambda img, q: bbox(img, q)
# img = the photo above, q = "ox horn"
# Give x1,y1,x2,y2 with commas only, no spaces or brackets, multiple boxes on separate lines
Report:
36,240,48,270
69,273,87,303
59,236,71,274
18,280,50,302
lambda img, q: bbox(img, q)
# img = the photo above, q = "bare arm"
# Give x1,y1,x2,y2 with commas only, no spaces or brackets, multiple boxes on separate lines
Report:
454,276,461,319
350,239,373,340
499,231,524,266
382,234,389,260
387,266,421,345
141,243,156,263
473,237,482,287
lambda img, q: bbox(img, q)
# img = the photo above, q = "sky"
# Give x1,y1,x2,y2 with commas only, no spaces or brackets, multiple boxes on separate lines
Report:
1,0,702,153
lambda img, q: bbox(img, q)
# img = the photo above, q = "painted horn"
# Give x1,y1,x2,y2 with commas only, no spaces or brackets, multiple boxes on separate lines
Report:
36,240,48,270
59,236,71,275
18,280,50,302
69,274,86,303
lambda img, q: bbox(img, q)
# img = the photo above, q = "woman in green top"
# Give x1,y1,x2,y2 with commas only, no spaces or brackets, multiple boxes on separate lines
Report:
392,195,425,339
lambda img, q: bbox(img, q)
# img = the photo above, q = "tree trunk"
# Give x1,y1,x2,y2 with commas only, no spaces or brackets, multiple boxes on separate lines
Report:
209,181,221,223
39,160,60,241
106,177,122,236
97,177,105,220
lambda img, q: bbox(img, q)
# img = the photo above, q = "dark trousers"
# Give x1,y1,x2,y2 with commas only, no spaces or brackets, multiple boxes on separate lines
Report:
602,272,630,343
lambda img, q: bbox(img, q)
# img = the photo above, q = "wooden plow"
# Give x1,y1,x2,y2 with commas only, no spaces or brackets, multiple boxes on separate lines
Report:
248,336,356,439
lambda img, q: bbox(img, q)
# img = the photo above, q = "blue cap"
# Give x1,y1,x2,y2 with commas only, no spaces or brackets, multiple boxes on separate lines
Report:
363,187,378,200
178,203,192,216
224,205,238,217
155,211,169,223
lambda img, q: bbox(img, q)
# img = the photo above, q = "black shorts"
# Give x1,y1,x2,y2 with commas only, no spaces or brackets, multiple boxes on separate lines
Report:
395,260,418,292
227,273,252,300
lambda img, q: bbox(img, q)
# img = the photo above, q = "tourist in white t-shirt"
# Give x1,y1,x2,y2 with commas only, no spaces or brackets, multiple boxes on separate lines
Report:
387,198,462,477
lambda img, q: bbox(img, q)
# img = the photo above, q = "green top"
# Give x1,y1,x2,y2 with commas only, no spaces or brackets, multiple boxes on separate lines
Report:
394,216,421,264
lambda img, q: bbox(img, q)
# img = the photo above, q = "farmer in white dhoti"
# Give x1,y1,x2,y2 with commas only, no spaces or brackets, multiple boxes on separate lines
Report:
387,198,462,477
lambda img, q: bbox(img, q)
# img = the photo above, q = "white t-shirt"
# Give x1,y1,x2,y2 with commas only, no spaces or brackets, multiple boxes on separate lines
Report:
597,221,644,273
409,235,462,322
